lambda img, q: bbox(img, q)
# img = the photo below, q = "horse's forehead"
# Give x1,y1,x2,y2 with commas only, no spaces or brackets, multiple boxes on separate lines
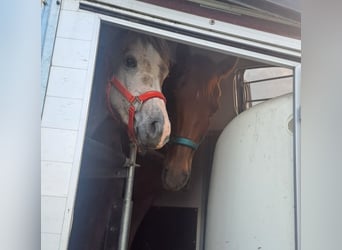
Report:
185,69,215,89
126,39,163,62
175,71,218,105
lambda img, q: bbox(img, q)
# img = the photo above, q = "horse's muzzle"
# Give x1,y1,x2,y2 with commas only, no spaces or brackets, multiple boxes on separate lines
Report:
135,104,171,149
161,167,190,191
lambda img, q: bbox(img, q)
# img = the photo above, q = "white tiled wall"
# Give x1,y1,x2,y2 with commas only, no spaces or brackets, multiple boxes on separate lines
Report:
41,161,72,197
52,38,92,69
42,97,83,130
41,1,99,249
41,233,61,250
57,10,95,40
41,196,67,234
61,0,80,11
47,67,87,99
41,128,78,162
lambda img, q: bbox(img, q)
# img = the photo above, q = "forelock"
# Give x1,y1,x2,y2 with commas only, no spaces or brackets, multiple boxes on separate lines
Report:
121,31,170,67
139,34,171,68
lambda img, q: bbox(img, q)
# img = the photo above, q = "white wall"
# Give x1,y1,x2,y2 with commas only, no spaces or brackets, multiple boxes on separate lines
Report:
301,1,342,249
41,1,99,249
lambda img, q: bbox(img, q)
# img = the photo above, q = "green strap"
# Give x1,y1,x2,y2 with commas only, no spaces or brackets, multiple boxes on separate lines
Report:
170,137,199,150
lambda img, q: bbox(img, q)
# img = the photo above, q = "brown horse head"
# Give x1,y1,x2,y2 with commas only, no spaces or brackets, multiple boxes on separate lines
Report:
162,45,237,191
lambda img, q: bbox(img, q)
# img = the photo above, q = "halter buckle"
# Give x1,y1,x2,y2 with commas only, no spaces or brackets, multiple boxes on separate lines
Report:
132,97,143,112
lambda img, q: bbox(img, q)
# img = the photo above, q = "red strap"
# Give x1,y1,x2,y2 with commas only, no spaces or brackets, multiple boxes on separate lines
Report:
110,77,135,103
107,76,166,143
138,91,166,103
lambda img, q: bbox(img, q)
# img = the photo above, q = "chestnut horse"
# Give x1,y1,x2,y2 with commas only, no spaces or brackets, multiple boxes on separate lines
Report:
68,30,171,250
161,45,238,191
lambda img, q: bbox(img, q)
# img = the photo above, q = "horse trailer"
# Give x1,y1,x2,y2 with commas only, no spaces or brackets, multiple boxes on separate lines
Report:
41,1,340,250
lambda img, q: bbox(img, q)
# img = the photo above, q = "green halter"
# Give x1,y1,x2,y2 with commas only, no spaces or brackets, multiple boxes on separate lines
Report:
169,137,200,151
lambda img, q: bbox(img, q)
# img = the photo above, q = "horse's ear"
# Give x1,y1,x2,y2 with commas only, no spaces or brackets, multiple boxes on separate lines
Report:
216,56,238,81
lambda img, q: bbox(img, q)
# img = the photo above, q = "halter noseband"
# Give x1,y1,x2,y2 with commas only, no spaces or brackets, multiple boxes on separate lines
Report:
169,137,201,151
106,76,166,143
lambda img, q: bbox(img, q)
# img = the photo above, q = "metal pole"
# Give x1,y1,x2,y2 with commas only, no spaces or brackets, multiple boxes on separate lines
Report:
118,143,138,250
293,65,301,250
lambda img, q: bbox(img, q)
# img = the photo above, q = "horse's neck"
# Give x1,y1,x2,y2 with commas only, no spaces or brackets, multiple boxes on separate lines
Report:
90,116,129,155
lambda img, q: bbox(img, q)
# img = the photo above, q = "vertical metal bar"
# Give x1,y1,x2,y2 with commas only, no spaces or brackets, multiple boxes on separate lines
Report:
293,65,301,250
118,143,138,250
41,0,51,50
41,0,61,114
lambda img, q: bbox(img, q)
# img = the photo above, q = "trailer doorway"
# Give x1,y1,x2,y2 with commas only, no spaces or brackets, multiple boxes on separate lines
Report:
64,3,301,249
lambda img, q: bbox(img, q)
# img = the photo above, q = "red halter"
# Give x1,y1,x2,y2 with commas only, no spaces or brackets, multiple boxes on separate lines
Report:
106,76,166,143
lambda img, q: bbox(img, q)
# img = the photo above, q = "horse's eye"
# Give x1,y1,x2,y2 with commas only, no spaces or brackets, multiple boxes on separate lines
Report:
125,56,137,68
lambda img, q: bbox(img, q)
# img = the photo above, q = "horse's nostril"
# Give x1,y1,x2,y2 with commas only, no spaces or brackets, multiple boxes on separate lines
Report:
148,118,163,138
150,121,158,134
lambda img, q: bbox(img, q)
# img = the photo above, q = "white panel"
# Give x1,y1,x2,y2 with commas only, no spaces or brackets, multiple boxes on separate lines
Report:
62,0,80,11
42,97,83,130
41,196,67,233
41,233,60,250
205,94,294,250
57,10,95,40
47,67,87,99
41,128,78,162
52,38,91,69
41,161,72,197
301,2,342,250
